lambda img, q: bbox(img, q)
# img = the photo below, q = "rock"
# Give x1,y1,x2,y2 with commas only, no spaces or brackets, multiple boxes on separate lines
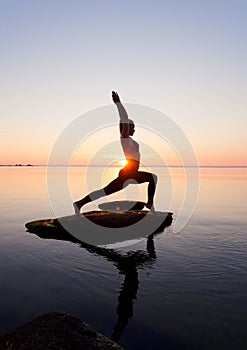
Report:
25,211,173,246
98,200,145,212
0,312,124,350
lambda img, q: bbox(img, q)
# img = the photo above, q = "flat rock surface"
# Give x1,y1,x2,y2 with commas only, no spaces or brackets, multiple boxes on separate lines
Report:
26,210,173,230
0,312,124,350
25,211,173,245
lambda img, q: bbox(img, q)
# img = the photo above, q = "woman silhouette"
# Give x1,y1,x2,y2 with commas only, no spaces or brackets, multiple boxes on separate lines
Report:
73,91,157,215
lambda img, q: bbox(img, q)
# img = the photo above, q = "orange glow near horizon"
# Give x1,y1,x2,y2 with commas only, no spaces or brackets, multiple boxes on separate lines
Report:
120,159,128,167
1,150,247,167
1,128,246,167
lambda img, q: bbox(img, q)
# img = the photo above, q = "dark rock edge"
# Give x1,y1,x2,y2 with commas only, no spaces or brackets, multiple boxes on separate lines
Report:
0,312,124,350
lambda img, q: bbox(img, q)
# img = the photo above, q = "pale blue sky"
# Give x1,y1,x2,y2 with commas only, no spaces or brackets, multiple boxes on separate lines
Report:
1,0,247,165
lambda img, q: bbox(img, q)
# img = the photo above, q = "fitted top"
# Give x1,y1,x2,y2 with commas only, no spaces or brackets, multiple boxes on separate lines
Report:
116,102,140,164
120,137,140,163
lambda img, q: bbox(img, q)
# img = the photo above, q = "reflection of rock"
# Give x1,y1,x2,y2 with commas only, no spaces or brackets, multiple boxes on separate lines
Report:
0,312,124,350
25,218,171,344
25,210,173,246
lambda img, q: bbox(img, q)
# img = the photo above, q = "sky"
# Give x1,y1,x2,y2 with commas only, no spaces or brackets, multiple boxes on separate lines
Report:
1,0,247,166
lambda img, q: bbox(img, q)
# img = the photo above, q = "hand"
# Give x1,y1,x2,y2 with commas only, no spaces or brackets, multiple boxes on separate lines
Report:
112,91,120,103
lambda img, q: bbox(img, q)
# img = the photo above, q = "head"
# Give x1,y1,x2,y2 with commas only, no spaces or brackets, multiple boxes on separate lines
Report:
120,119,135,136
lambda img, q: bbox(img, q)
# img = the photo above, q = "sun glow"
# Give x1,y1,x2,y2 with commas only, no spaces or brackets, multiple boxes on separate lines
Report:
120,159,128,166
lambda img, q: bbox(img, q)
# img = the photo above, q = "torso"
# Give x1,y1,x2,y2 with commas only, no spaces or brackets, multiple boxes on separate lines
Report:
120,137,140,167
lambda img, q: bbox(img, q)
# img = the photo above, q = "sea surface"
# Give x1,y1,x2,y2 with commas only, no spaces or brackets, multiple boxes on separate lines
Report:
0,166,246,349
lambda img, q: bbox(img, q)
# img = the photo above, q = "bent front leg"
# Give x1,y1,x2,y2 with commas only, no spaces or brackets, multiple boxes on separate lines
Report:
134,171,157,209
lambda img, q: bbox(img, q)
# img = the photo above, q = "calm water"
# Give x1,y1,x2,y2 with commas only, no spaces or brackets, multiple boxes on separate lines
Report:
0,167,246,349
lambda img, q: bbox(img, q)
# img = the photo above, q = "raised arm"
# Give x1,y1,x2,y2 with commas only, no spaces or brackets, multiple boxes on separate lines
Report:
112,91,129,121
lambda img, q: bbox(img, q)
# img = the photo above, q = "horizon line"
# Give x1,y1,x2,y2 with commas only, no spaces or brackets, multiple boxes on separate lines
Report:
1,164,247,168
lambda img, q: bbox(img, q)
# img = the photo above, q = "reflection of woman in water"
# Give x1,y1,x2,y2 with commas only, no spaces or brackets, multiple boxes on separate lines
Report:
73,91,157,215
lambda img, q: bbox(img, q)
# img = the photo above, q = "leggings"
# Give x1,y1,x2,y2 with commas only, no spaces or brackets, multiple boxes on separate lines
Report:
85,168,157,203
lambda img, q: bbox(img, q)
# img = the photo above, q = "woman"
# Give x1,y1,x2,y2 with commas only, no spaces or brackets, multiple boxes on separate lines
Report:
73,91,157,215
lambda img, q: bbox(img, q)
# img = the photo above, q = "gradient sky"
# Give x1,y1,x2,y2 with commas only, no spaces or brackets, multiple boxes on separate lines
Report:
1,0,246,166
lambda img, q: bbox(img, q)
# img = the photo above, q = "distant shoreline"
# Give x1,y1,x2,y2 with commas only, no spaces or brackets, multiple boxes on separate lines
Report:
1,164,247,168
0,164,33,167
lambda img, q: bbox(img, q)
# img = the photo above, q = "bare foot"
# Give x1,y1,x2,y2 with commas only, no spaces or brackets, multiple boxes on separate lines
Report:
73,202,81,216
